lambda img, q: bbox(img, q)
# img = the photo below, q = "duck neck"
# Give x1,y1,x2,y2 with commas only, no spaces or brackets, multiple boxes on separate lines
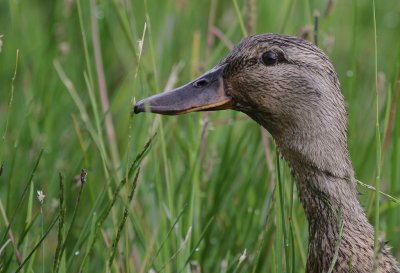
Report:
289,160,361,224
289,160,399,273
289,162,369,272
248,111,398,271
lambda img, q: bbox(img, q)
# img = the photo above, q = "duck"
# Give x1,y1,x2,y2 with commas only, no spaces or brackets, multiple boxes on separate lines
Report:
133,33,399,273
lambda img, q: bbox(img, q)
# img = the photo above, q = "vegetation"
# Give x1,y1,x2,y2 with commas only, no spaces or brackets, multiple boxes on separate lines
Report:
0,0,399,272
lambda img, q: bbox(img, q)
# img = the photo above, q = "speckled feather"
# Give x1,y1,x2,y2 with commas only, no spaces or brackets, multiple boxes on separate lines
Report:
220,34,399,273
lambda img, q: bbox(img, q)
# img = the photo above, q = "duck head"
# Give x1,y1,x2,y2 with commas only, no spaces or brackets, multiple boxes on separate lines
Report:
134,34,353,179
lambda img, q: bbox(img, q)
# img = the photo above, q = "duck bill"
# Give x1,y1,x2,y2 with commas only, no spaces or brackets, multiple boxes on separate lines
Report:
133,65,232,115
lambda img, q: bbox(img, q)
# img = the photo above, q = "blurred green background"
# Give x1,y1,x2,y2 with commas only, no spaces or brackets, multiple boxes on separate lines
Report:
0,0,399,272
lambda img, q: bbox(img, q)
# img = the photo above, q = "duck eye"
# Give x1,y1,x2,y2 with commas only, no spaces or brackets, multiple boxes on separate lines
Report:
261,51,279,66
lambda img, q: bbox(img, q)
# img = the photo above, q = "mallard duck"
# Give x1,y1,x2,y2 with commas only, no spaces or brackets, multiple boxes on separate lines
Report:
134,34,399,273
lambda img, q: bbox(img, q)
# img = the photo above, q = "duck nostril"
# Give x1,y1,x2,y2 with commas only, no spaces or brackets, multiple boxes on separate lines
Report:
193,79,209,88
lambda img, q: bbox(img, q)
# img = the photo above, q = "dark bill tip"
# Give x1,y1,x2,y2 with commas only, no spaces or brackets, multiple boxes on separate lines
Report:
133,101,145,114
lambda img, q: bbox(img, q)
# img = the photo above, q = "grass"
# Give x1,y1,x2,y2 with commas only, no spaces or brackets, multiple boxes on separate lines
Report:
0,0,400,272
